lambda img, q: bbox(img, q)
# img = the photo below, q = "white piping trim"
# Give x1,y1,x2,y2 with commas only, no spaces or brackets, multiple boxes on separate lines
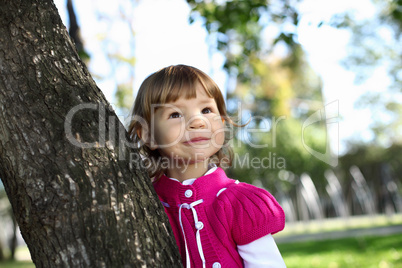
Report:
179,199,205,268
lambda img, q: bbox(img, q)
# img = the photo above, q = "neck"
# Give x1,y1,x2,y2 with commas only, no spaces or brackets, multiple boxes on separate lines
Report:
166,159,210,183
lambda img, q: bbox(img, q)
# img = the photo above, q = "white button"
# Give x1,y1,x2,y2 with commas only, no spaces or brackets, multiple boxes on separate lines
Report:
212,262,221,268
195,221,204,230
184,189,193,198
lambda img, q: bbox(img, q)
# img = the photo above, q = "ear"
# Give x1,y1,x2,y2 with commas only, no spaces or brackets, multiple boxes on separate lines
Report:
138,127,158,150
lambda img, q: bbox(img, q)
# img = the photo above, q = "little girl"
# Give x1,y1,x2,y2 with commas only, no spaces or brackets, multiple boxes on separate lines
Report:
128,65,286,268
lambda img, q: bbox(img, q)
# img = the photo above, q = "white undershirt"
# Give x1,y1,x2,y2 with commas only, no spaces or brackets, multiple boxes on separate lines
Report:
237,235,286,267
168,166,287,267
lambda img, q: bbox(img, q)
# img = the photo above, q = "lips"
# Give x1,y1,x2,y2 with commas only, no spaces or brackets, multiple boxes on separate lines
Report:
184,137,210,144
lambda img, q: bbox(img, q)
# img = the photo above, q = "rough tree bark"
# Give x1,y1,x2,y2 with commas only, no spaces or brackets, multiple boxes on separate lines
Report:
0,0,182,267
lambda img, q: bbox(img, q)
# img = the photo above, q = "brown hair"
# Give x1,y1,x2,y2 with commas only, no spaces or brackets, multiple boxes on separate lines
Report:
128,65,236,180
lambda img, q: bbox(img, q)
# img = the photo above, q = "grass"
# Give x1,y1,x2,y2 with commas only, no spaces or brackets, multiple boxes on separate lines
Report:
1,232,402,267
279,233,402,268
0,260,35,268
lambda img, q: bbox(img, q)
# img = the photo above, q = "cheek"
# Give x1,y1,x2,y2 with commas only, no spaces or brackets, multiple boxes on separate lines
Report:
154,123,183,145
215,131,225,146
212,122,226,147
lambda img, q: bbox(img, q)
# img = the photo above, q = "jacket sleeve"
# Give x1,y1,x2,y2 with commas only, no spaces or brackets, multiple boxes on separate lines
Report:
219,182,285,246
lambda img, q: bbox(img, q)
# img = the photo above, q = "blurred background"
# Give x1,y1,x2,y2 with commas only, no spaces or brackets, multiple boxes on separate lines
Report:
1,0,401,267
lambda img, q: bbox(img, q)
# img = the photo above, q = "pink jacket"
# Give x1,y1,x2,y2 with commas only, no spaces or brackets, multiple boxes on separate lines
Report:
153,168,285,268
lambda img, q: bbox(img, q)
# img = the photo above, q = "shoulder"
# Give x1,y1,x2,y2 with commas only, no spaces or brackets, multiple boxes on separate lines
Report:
217,181,282,212
214,181,285,245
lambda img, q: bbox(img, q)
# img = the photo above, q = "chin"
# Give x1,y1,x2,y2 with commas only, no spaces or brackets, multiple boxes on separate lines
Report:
187,155,210,164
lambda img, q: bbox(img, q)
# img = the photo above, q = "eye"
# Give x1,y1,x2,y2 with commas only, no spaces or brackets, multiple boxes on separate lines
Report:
169,112,182,119
202,107,212,114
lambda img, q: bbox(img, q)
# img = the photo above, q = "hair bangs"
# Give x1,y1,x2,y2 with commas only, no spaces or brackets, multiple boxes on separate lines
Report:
149,65,216,106
157,78,198,105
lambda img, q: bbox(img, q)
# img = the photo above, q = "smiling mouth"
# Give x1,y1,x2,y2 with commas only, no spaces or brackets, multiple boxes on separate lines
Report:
184,137,210,144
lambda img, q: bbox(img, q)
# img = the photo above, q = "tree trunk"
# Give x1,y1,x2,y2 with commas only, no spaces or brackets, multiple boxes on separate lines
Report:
0,0,182,267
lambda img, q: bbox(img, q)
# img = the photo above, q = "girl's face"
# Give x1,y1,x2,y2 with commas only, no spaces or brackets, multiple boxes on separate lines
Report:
148,83,225,165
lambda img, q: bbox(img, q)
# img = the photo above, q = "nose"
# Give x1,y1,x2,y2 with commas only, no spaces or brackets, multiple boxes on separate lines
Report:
188,115,206,129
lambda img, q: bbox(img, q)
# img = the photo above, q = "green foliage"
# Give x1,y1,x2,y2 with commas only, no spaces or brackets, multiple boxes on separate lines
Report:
186,0,301,82
228,116,329,190
67,1,137,111
187,1,330,184
77,49,90,63
339,143,402,182
329,0,402,148
223,49,326,186
380,0,402,33
115,82,134,112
